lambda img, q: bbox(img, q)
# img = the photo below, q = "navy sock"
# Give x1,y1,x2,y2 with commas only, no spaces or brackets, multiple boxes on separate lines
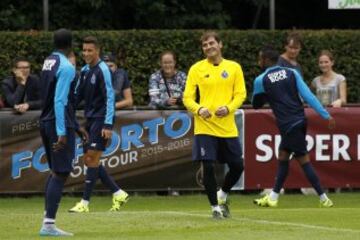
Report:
98,165,119,193
83,167,99,201
273,161,289,193
302,162,324,195
44,174,52,212
45,175,65,219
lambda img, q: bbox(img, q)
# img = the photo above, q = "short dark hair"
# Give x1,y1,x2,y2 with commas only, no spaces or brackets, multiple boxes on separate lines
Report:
83,36,100,49
261,45,279,64
284,32,302,47
12,57,29,68
54,28,72,50
200,31,221,44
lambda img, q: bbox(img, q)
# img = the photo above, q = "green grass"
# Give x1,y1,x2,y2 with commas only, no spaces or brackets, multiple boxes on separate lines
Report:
0,193,360,240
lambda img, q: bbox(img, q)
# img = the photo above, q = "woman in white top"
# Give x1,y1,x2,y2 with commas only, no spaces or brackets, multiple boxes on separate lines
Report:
312,50,347,107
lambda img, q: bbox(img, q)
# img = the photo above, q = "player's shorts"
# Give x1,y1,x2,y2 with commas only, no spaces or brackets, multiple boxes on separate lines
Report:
84,118,108,152
279,121,308,157
192,134,243,164
40,120,75,173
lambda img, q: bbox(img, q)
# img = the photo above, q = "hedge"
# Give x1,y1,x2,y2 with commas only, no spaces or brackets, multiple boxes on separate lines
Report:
0,30,359,105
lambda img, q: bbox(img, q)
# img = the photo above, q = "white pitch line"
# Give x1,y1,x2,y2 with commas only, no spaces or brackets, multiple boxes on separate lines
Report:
0,210,359,234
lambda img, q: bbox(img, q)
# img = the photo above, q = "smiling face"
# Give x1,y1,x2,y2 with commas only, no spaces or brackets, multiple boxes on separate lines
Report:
160,53,176,77
318,54,334,74
201,36,222,59
82,43,100,66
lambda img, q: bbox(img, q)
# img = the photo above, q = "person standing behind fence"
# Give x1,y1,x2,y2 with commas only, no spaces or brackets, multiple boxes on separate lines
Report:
312,50,347,107
183,31,246,219
68,36,129,213
103,53,133,109
149,51,186,109
277,32,303,75
252,46,335,208
38,28,80,237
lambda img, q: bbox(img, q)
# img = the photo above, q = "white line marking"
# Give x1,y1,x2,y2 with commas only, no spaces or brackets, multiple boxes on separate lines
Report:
0,210,359,234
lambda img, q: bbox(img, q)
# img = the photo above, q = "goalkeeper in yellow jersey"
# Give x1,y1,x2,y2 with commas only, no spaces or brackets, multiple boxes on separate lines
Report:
183,31,247,219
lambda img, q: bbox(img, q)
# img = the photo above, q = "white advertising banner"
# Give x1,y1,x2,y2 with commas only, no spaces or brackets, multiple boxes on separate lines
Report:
329,0,360,9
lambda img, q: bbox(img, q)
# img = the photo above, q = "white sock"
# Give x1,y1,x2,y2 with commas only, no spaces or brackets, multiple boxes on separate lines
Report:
217,189,227,201
211,205,221,212
43,218,55,225
113,189,124,196
269,191,279,201
81,199,89,206
319,193,328,201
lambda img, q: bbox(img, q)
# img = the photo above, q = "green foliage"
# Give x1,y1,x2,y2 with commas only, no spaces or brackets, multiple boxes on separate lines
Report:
0,30,359,105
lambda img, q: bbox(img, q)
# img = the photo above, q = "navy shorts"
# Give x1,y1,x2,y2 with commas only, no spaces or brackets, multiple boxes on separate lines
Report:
40,121,75,173
279,121,308,157
84,118,108,152
192,134,243,164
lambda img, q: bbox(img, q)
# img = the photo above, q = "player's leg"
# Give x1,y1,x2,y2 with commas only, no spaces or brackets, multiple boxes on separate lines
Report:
69,149,101,213
217,138,244,217
40,124,75,236
254,136,291,207
296,154,333,207
193,135,222,218
98,164,129,211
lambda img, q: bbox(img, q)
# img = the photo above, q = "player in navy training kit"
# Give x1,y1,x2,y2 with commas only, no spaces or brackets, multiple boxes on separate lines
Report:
252,46,336,208
69,36,129,213
39,29,87,237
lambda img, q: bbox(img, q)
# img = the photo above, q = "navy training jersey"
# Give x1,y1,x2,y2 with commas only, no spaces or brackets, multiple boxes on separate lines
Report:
40,52,76,136
252,66,330,133
75,60,115,129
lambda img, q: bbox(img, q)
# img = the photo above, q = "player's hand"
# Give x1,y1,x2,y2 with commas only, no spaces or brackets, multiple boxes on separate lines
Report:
101,128,112,139
328,117,336,130
198,107,212,119
13,69,27,85
76,127,89,145
215,106,229,117
167,97,178,106
52,136,67,152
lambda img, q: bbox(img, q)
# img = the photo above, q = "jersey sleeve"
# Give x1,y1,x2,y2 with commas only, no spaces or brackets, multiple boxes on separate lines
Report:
293,70,330,120
54,62,75,136
182,66,202,115
251,75,267,109
100,64,115,129
226,64,247,113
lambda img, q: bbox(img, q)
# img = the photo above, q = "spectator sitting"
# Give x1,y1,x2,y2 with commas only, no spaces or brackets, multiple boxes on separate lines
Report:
1,57,41,113
103,53,133,109
148,50,187,109
312,50,347,108
277,32,303,75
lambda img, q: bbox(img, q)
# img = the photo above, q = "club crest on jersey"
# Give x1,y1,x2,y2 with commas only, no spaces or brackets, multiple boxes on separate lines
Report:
221,70,229,79
90,74,96,84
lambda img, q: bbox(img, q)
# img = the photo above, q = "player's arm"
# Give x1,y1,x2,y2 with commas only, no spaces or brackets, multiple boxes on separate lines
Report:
100,64,115,139
294,70,330,119
54,63,75,136
252,76,267,109
226,64,247,113
294,70,335,129
183,66,202,115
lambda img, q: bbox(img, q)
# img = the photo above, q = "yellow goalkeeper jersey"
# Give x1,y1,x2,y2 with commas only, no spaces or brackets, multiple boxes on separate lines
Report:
183,58,247,137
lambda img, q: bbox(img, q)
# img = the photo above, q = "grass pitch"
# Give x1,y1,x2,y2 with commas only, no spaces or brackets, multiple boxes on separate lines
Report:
0,193,359,240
